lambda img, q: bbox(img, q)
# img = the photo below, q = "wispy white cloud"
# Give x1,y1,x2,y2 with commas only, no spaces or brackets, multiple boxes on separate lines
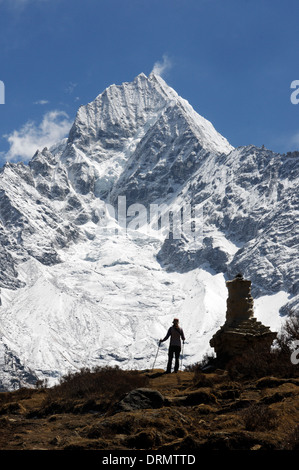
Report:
0,0,48,7
290,132,299,147
269,130,299,153
65,81,77,95
0,0,49,4
0,0,50,15
151,55,172,78
3,110,72,162
34,99,50,105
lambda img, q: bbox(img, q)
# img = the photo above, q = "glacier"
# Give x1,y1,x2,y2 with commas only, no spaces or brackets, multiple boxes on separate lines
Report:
0,72,298,390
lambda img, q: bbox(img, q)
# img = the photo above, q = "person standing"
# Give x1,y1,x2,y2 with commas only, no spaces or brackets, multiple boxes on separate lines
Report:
160,318,185,373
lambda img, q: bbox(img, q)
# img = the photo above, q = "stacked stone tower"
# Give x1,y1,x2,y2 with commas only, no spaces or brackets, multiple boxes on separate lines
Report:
210,274,277,362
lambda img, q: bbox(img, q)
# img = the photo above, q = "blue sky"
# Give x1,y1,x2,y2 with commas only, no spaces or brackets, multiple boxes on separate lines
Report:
1,0,299,165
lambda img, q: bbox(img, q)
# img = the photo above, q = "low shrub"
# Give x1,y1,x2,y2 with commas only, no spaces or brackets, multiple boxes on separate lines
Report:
241,403,278,431
43,366,149,408
185,353,217,372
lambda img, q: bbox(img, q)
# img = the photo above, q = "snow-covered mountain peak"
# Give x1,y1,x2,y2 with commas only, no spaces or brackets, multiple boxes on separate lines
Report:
0,73,297,390
59,73,234,202
66,73,233,162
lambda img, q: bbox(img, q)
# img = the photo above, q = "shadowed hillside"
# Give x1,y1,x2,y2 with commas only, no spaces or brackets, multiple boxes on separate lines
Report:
0,356,298,451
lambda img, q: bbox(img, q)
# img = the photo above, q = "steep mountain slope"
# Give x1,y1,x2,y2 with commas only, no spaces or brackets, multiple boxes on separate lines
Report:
158,146,299,300
0,73,297,390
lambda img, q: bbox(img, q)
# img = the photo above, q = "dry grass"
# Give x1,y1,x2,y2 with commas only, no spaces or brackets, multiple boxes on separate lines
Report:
41,366,149,414
0,368,298,451
241,403,278,431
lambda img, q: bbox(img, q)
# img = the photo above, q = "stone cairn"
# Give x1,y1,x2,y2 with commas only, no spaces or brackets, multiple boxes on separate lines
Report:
210,274,277,362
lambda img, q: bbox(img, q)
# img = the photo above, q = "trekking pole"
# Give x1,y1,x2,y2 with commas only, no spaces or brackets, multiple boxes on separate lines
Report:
180,341,185,371
152,341,161,371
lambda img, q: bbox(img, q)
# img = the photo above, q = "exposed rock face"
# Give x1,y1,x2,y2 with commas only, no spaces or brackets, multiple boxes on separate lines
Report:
210,275,277,361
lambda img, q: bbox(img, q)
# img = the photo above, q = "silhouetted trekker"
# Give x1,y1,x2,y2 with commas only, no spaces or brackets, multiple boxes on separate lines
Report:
160,318,185,373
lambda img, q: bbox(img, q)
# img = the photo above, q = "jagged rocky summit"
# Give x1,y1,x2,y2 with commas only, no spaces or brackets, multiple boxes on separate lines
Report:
0,72,298,389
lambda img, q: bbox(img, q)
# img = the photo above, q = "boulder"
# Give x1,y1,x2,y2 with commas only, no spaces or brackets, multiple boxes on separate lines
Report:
114,388,165,413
